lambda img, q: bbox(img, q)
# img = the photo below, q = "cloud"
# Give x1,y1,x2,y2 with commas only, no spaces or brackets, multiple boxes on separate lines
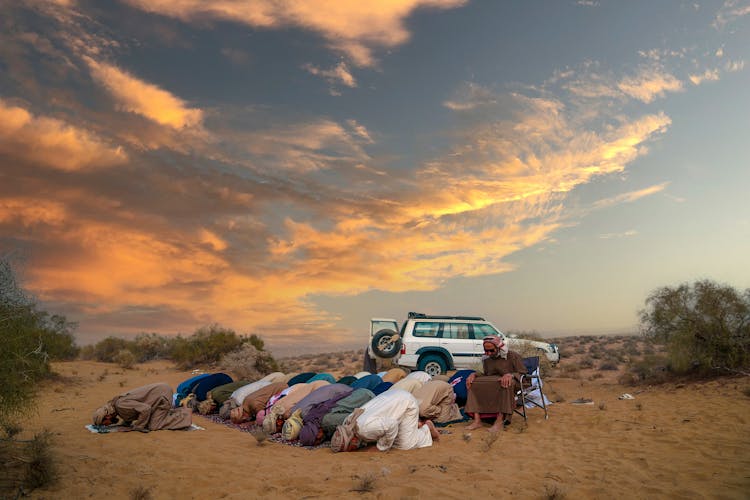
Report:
560,61,686,105
220,47,252,66
593,183,670,210
236,118,372,172
0,98,126,171
304,61,357,90
85,57,204,130
689,68,721,85
443,82,499,110
713,0,750,28
617,68,683,103
122,0,468,66
599,230,637,239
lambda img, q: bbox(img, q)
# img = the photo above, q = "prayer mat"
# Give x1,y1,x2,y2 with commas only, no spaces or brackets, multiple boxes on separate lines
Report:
85,423,205,433
198,414,329,450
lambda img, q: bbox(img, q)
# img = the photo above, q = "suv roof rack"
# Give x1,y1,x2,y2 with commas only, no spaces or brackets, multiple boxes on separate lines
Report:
407,311,485,321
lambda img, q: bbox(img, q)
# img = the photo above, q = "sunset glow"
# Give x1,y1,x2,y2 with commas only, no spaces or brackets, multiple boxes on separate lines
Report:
1,0,748,354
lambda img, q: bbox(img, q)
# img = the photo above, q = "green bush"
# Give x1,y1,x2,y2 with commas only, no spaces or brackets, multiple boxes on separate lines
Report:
170,324,244,369
91,336,130,363
640,280,750,375
1,258,77,425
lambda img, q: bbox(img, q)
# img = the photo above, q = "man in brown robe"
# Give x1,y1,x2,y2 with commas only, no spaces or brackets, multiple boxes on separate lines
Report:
464,335,527,432
92,383,192,432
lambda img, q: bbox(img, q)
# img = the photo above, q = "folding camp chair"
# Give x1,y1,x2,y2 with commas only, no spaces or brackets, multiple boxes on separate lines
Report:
514,356,549,421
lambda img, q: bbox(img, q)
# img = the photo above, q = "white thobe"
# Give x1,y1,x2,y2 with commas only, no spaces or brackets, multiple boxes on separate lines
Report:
355,389,432,451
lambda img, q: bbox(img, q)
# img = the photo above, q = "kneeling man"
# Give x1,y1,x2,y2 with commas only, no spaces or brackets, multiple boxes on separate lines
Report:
331,389,439,452
92,382,192,432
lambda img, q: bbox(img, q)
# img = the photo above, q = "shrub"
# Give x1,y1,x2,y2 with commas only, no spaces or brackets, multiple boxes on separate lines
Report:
220,343,279,379
91,337,130,363
578,358,594,369
628,354,670,384
640,280,750,375
0,429,57,496
170,324,243,369
1,258,76,425
114,349,136,369
132,333,173,362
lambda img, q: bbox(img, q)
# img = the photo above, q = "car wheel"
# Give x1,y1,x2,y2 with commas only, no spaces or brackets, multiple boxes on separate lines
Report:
418,354,447,376
371,329,401,358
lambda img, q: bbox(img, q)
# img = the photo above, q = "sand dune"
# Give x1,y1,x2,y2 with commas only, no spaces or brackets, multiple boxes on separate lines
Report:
19,356,750,499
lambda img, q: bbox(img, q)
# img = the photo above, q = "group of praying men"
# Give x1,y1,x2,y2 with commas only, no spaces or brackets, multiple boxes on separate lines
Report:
92,334,528,451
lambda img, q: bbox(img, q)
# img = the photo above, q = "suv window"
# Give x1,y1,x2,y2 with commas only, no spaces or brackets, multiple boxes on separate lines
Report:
472,323,501,338
412,322,440,337
442,323,473,340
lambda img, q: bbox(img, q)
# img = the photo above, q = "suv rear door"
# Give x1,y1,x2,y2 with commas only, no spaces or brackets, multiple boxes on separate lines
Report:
440,322,478,368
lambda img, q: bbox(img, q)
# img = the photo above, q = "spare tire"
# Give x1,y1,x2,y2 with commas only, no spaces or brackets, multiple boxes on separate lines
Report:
371,329,401,358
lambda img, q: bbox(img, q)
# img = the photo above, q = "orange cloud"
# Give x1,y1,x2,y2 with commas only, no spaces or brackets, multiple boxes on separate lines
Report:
122,0,467,66
0,98,126,171
0,198,68,227
85,57,204,130
617,68,683,103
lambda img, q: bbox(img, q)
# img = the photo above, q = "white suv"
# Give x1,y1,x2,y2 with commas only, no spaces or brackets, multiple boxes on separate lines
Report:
367,312,560,376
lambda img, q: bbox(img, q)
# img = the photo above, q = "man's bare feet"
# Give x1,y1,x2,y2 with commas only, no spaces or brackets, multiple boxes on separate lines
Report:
425,420,440,440
465,421,483,431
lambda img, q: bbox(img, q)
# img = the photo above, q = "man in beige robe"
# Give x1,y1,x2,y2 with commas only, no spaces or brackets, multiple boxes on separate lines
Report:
92,383,192,432
412,380,462,423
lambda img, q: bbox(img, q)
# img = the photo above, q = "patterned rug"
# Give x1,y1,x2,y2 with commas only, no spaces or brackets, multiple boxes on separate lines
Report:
197,414,329,449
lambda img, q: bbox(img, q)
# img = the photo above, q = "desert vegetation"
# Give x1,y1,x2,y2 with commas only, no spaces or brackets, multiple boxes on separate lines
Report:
1,257,74,495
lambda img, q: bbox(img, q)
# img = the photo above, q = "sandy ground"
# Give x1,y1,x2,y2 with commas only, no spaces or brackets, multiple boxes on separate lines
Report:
18,359,750,499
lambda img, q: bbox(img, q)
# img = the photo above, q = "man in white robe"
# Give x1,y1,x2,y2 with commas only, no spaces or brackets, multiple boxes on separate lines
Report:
331,389,439,452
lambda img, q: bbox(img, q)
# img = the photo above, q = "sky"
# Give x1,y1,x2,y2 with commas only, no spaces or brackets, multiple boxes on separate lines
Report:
1,0,749,356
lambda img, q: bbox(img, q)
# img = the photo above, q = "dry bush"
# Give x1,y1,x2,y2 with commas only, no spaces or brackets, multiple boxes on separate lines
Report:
0,430,57,496
249,427,268,446
114,349,136,369
598,361,619,371
617,372,639,386
351,473,376,492
544,483,566,500
578,358,594,369
130,485,153,500
560,364,580,376
220,344,266,380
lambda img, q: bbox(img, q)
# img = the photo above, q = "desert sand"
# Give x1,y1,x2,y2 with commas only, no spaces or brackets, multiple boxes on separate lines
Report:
19,355,750,499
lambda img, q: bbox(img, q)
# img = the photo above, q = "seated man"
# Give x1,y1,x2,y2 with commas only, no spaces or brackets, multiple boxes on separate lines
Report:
92,382,192,432
464,335,527,432
330,389,440,453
